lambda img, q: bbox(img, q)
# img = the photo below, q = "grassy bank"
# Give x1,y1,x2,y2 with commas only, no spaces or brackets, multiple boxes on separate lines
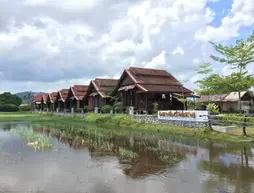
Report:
1,112,254,144
83,113,254,144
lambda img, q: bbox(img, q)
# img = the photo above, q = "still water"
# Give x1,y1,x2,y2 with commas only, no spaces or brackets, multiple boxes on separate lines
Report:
0,122,254,193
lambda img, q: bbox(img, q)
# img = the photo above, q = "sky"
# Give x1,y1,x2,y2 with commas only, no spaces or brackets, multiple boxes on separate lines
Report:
0,0,253,93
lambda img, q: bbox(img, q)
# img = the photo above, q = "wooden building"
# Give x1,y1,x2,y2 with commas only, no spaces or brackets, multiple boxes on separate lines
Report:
87,78,119,111
197,91,254,112
67,85,88,110
46,92,57,111
55,89,69,112
32,94,44,111
40,94,48,111
113,67,193,113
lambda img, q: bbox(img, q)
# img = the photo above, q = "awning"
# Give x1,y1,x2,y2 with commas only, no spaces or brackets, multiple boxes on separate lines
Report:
118,85,135,91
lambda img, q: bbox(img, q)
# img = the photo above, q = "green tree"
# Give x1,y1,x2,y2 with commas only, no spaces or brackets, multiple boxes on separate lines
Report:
0,92,22,106
210,31,254,111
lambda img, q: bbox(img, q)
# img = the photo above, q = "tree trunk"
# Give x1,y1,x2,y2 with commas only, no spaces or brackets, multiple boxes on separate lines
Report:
238,91,242,112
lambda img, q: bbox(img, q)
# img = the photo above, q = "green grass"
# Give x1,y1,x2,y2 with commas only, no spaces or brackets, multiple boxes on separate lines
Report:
10,128,52,150
118,147,138,160
1,112,254,144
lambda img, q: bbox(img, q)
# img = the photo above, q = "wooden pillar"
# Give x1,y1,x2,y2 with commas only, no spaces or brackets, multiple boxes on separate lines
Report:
77,100,80,109
145,94,148,112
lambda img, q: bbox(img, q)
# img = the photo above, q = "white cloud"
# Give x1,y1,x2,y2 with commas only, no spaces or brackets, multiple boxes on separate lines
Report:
195,0,254,42
0,0,252,93
172,46,184,55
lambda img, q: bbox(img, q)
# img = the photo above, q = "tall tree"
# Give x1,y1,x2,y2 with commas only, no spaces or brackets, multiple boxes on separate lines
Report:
0,92,22,106
210,31,254,111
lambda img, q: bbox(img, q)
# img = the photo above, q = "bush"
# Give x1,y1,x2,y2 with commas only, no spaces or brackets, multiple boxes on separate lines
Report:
101,105,112,113
113,102,123,113
0,104,19,112
207,103,219,115
220,114,254,124
19,104,32,111
153,102,158,114
83,106,88,113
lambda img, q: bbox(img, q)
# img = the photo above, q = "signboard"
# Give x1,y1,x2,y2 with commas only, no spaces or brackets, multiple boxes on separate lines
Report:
158,110,208,122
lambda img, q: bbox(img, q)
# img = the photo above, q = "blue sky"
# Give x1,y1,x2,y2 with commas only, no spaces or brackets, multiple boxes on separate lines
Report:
0,0,253,93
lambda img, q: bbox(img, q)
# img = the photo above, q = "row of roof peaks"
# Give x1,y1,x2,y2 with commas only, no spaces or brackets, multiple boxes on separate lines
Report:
33,67,192,102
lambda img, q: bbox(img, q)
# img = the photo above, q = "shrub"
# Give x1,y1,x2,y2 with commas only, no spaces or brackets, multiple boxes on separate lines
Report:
153,102,158,114
113,102,123,113
0,104,19,112
207,103,219,115
101,105,112,113
19,104,32,111
220,114,254,124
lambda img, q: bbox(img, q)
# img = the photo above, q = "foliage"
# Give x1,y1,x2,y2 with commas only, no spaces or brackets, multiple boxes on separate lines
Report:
195,31,254,98
101,105,112,113
83,106,88,113
153,102,158,114
118,147,138,159
0,104,19,112
220,114,254,124
19,104,32,111
0,92,22,107
113,102,123,113
10,128,52,150
207,103,220,115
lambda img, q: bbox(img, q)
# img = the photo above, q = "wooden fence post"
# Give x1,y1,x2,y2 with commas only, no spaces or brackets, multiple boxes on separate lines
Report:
242,115,247,136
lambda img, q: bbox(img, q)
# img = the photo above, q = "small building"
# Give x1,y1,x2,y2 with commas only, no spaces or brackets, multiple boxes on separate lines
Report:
40,94,48,111
55,89,69,112
196,91,254,112
32,94,44,111
46,92,57,111
87,78,119,111
67,85,88,110
113,67,193,114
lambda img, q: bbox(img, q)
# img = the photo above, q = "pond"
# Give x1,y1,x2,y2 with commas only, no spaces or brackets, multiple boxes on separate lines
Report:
0,122,254,193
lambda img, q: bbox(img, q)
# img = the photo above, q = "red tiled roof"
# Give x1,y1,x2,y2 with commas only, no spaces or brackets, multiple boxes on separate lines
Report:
70,85,88,100
58,89,69,102
41,94,48,104
48,92,57,103
33,94,44,103
88,78,119,98
116,67,192,94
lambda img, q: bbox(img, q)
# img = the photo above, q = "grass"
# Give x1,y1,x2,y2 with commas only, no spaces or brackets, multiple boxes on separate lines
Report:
1,112,254,144
118,147,138,160
10,128,52,150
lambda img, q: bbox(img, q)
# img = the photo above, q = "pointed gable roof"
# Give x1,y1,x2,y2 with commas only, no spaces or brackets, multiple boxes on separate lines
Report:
41,94,48,104
87,78,119,98
33,94,44,103
57,89,69,102
69,85,88,100
48,92,57,103
115,67,192,94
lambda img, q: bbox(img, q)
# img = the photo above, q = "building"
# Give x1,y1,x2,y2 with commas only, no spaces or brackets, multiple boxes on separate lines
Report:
46,92,57,111
32,94,44,111
196,91,254,112
113,67,193,114
87,78,119,111
67,85,88,110
55,89,69,112
40,94,48,111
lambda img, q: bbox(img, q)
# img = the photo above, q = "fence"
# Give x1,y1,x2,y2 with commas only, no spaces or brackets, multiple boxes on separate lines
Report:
208,114,254,135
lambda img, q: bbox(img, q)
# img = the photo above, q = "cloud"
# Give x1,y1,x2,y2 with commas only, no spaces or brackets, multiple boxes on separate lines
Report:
195,0,254,42
0,0,252,93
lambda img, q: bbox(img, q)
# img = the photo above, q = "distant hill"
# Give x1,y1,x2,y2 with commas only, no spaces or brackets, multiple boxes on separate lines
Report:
15,91,46,104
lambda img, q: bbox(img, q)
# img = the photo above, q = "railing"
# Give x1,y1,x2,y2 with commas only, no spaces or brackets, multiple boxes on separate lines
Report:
207,114,254,136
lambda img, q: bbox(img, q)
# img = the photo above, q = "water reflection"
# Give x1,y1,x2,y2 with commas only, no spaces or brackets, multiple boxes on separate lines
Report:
0,122,254,193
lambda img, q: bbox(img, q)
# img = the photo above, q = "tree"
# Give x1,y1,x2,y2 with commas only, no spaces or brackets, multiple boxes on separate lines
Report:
0,92,22,106
210,31,254,111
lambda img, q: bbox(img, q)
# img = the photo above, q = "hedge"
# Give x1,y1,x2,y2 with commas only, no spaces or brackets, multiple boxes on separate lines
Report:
19,104,32,111
0,104,19,112
220,114,254,124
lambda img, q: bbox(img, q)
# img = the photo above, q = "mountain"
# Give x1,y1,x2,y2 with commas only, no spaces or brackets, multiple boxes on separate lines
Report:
15,91,46,104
